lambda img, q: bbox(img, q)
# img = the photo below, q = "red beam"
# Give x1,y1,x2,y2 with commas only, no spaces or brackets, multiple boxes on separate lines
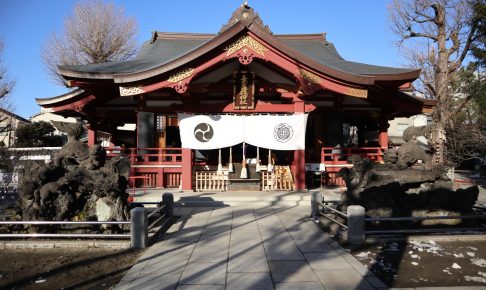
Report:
172,100,315,113
52,95,96,113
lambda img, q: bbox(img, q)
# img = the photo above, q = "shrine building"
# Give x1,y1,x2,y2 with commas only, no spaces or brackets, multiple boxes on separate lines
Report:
36,4,435,192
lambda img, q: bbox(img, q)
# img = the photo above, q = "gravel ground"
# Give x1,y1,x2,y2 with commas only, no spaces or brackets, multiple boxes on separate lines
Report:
0,247,144,290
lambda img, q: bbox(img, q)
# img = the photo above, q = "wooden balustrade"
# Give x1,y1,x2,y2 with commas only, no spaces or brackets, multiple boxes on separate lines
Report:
320,147,385,187
195,172,228,192
261,166,294,191
105,147,183,188
320,147,384,164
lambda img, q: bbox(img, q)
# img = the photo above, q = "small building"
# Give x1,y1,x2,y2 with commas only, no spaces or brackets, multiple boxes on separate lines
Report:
30,108,79,138
0,108,29,147
36,4,435,191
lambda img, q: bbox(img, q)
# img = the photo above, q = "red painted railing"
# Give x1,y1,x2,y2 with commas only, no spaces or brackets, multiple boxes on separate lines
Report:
106,147,183,165
320,147,385,186
106,147,183,188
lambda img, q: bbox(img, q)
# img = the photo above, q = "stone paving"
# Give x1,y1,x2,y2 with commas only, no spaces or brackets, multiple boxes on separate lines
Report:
114,205,387,290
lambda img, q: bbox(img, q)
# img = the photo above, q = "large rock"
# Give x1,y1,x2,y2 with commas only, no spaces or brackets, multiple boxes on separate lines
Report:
338,149,478,223
15,122,130,228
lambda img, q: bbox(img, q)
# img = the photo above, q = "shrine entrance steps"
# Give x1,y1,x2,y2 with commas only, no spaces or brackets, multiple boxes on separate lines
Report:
131,189,315,207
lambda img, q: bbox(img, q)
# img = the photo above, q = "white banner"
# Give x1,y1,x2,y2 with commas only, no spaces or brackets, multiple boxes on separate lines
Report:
178,113,244,150
178,113,308,150
244,114,308,150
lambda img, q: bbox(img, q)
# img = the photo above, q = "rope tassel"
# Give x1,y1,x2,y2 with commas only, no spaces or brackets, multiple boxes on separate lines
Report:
256,146,260,172
229,147,234,173
240,142,248,178
268,149,273,172
217,148,222,175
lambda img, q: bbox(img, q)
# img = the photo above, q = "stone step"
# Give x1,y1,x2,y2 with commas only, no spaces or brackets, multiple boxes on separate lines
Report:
174,199,311,207
132,190,313,208
175,195,311,207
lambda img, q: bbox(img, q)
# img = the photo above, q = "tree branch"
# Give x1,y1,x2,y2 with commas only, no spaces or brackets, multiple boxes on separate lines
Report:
449,23,479,73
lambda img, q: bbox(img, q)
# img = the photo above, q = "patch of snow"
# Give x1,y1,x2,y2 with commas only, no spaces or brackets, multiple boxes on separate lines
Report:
479,272,486,278
465,276,486,283
408,251,413,255
411,262,419,266
453,253,464,258
468,246,479,251
355,252,371,259
411,254,419,259
467,252,476,257
35,279,46,284
409,240,443,255
452,263,461,269
443,269,452,275
471,258,486,267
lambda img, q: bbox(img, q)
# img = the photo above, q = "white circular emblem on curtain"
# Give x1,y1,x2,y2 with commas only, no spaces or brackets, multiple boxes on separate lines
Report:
273,123,293,143
194,123,214,142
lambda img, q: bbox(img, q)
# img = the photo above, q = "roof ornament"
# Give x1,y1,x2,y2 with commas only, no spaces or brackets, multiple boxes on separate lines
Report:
219,2,272,34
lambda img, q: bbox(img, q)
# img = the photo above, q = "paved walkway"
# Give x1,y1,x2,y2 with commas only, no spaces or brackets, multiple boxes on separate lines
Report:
114,205,387,290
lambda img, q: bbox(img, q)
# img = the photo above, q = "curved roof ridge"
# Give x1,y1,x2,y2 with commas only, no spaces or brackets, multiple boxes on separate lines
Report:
151,31,216,40
56,3,419,85
35,88,85,105
275,33,327,40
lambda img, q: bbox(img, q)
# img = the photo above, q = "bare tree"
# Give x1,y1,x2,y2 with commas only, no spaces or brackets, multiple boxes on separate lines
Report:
0,41,14,104
446,65,486,165
41,0,138,86
389,0,481,164
0,41,16,135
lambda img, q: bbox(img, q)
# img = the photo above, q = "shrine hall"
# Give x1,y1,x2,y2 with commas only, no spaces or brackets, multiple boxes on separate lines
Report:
36,3,435,192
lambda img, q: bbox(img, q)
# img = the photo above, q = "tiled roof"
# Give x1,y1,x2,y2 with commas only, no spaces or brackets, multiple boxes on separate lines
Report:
59,33,414,77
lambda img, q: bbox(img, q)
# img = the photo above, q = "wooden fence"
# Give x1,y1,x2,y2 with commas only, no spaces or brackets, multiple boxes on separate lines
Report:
195,172,228,192
261,166,293,191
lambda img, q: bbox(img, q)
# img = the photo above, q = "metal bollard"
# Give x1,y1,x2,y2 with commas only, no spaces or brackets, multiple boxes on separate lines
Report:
310,191,322,220
130,207,148,249
162,192,174,217
347,205,365,246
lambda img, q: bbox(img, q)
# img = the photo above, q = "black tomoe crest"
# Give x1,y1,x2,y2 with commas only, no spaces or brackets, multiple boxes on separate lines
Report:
194,123,214,142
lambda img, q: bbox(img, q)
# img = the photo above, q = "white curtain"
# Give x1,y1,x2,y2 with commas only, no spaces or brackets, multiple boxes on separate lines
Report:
244,114,308,150
178,113,244,150
178,113,308,150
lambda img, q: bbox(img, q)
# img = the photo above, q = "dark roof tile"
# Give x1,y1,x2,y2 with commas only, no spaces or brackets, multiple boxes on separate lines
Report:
59,33,415,78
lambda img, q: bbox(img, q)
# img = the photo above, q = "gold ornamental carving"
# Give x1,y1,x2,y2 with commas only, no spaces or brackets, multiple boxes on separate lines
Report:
239,74,249,105
299,69,322,84
233,71,255,110
119,86,145,96
225,36,267,57
167,68,195,83
345,87,368,98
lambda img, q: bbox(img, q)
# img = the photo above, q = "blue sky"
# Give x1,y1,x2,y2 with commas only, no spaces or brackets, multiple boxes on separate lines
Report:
0,0,407,119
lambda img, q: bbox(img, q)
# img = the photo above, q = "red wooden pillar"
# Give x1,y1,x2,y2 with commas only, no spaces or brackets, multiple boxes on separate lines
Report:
378,119,389,163
87,129,97,147
294,149,306,191
378,119,389,149
181,148,193,191
293,100,306,191
157,168,164,188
